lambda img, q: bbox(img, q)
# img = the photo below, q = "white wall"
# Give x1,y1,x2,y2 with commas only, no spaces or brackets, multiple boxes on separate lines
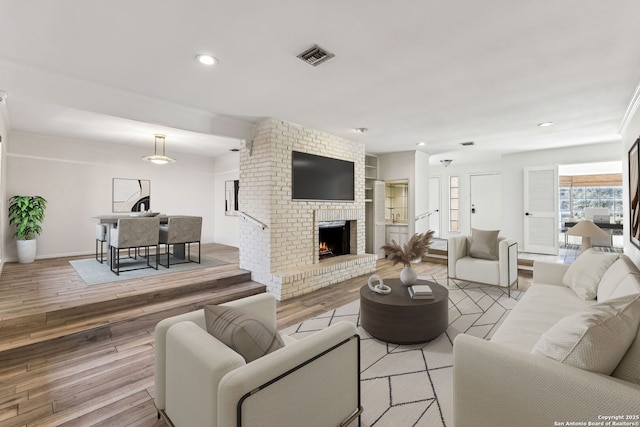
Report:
0,105,7,265
414,151,430,234
3,132,218,260
212,153,239,247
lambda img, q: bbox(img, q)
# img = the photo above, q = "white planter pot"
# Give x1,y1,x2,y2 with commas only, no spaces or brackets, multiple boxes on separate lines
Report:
400,266,418,285
16,239,37,264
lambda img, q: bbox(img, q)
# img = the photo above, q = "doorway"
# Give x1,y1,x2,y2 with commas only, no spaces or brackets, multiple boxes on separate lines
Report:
429,176,441,237
470,173,502,231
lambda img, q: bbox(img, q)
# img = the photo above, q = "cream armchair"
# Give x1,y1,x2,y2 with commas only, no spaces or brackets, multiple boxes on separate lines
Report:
154,293,362,427
448,234,518,297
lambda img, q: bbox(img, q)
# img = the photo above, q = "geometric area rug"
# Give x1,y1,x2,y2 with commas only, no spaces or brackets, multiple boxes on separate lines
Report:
69,254,229,285
280,277,524,427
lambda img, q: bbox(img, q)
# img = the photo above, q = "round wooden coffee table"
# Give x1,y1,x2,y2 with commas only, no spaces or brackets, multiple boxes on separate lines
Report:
360,278,448,344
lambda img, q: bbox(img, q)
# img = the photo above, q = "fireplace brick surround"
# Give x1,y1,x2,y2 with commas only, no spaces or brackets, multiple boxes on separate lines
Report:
239,118,376,300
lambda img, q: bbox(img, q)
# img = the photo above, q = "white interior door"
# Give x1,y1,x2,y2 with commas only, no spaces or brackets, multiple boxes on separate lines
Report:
524,166,559,255
428,176,441,237
470,173,502,230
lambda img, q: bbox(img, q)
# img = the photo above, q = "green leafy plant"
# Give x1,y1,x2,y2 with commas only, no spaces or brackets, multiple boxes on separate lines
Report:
8,195,47,240
381,230,435,267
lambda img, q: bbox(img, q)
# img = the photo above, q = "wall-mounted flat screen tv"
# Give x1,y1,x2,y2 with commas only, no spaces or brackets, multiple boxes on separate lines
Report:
292,151,355,201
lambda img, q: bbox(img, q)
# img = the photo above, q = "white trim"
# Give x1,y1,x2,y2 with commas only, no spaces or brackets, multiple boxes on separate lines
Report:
620,82,640,135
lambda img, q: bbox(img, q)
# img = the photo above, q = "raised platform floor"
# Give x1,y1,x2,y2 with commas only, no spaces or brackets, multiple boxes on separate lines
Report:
0,243,265,353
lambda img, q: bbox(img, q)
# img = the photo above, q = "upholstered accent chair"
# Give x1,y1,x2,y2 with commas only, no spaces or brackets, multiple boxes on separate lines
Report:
448,232,518,297
158,216,202,268
95,224,107,263
154,293,362,427
109,217,160,275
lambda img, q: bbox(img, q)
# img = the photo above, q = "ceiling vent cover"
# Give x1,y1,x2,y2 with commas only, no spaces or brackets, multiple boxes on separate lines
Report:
297,45,335,66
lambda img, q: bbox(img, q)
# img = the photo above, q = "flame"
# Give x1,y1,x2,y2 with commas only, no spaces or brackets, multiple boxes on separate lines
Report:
319,241,331,253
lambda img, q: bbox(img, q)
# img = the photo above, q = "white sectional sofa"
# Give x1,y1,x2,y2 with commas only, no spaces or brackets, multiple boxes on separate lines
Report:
453,249,640,427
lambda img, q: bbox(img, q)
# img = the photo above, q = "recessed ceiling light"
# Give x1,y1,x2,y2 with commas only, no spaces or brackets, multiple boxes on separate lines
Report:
538,122,555,127
355,128,368,133
417,141,426,146
196,54,217,65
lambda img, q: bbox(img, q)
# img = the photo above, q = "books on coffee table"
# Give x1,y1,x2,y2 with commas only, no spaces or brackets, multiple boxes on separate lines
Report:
408,284,434,299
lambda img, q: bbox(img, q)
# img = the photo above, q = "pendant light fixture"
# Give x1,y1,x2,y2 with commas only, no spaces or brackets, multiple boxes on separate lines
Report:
142,134,176,164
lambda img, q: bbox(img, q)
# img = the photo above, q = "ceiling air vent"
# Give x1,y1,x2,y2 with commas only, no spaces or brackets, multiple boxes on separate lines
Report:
297,45,335,66
460,141,475,146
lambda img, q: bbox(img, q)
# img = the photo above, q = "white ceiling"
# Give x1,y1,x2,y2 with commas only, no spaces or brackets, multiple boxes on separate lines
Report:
1,1,640,164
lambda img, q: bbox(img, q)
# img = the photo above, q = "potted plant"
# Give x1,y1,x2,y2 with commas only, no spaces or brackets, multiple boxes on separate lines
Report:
381,230,434,285
8,195,47,263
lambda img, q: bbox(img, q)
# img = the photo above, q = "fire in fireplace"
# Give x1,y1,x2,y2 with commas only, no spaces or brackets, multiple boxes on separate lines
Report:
318,221,350,259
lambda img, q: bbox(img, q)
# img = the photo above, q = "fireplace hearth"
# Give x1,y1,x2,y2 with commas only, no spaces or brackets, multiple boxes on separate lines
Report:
318,221,350,259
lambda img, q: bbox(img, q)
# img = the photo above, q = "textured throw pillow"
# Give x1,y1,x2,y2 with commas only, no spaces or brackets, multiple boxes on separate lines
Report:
468,228,499,260
562,248,619,300
532,294,640,375
204,305,285,362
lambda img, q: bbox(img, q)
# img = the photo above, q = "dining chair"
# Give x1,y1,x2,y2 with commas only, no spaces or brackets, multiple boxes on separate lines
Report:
95,224,107,263
110,217,160,275
158,216,202,268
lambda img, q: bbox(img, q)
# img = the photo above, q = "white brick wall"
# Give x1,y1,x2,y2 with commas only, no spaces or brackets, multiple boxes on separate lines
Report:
239,118,375,300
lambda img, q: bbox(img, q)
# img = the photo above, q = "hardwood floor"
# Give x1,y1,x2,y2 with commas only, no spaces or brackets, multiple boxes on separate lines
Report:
0,246,532,426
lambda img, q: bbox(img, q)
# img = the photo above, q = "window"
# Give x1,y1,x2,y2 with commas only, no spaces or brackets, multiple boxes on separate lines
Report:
449,176,459,231
559,174,623,225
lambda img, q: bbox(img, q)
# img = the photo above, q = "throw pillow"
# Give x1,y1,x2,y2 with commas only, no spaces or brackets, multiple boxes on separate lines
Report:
532,294,640,375
204,304,285,362
562,248,618,300
468,228,499,260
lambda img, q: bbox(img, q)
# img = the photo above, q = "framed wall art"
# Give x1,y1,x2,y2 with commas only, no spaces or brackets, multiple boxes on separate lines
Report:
225,179,239,216
112,178,151,213
629,138,640,248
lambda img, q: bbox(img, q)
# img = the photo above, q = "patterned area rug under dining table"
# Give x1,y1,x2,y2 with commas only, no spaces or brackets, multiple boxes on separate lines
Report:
281,278,524,427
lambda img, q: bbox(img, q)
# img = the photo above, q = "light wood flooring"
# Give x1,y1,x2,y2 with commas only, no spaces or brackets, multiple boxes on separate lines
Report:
0,245,533,426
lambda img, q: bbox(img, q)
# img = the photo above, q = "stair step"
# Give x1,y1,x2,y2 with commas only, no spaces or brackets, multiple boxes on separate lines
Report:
0,268,265,353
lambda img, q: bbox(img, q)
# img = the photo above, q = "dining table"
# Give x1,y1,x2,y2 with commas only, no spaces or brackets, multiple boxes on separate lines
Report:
92,214,187,264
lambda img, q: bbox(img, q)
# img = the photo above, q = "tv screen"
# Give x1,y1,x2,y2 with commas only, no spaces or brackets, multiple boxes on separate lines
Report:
292,151,355,201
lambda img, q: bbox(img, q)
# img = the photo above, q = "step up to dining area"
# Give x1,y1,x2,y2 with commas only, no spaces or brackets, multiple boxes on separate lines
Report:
0,244,265,355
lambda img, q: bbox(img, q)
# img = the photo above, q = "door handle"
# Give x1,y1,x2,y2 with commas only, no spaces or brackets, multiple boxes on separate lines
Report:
525,212,531,216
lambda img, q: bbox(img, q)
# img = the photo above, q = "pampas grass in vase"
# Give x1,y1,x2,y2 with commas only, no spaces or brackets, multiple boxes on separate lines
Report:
381,230,435,285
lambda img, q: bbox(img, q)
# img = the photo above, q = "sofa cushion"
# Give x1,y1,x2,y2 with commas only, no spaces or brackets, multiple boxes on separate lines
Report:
469,228,499,260
204,305,285,362
562,248,619,300
490,283,595,351
598,255,640,302
532,294,640,375
612,322,640,385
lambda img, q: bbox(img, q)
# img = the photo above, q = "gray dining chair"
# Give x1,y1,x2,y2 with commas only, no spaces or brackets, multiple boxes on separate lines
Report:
158,216,202,268
110,217,160,275
95,224,107,263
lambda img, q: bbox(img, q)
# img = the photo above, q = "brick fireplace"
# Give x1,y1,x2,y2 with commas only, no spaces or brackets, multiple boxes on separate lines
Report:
238,119,377,300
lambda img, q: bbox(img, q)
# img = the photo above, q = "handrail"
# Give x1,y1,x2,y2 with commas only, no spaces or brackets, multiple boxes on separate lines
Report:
415,211,433,222
237,210,268,230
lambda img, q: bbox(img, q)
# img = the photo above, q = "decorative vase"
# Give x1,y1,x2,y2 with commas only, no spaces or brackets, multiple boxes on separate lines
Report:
16,239,37,264
400,265,417,285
